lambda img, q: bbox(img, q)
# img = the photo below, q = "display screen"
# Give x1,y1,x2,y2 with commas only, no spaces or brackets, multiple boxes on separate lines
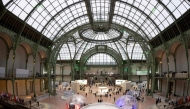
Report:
115,80,126,85
137,71,147,75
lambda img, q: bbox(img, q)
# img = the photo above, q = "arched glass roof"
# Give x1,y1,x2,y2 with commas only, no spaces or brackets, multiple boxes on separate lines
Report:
57,31,146,60
3,0,190,40
81,28,120,41
2,0,190,61
86,53,117,65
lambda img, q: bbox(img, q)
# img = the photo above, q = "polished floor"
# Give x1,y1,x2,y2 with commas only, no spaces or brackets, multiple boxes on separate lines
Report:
1,84,174,109
37,85,160,109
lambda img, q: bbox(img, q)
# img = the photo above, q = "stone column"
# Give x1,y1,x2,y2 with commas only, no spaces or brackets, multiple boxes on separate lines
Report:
160,79,162,92
25,59,28,69
5,54,9,77
25,79,28,95
62,66,64,82
174,80,177,96
146,78,150,96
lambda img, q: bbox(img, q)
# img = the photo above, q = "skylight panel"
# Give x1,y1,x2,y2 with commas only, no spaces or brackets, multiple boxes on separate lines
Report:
2,0,11,5
90,0,110,21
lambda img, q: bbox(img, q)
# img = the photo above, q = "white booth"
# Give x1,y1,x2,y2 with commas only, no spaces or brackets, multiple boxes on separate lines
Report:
71,81,80,93
121,81,131,91
115,80,131,91
71,80,87,93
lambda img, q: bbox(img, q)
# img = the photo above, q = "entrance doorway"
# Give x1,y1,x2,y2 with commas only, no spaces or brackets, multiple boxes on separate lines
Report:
29,81,33,93
183,83,186,96
169,82,173,95
15,82,18,95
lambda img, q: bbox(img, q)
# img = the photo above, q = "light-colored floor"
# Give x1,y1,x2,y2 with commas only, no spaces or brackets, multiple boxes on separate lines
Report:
38,85,158,109
14,85,173,109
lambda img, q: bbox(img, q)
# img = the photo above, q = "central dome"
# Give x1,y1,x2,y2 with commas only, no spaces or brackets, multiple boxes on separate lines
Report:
79,27,123,44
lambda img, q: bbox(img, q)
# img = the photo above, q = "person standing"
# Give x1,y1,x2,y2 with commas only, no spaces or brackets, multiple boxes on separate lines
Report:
156,98,158,105
29,100,31,107
37,101,39,107
141,97,144,102
114,97,116,102
65,103,69,109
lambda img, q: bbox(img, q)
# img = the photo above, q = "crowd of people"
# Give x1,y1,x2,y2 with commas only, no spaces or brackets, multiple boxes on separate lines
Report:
0,91,24,104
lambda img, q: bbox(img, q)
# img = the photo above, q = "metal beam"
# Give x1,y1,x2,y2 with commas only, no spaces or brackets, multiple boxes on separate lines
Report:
84,0,93,25
52,23,152,62
53,14,88,42
109,0,116,25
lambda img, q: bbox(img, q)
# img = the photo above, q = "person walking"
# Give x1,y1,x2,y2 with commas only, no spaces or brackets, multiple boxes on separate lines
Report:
156,98,158,105
36,101,39,107
141,97,144,102
29,100,31,108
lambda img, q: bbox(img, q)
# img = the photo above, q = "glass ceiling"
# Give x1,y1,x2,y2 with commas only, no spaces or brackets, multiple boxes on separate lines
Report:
90,0,110,22
57,31,146,60
86,53,117,65
81,28,120,40
2,0,190,61
3,0,189,40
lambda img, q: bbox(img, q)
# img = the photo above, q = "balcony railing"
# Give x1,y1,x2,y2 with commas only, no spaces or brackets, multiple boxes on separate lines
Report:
0,74,50,79
149,72,188,78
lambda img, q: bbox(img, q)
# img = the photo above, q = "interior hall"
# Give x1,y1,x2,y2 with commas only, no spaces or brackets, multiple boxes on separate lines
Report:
0,0,190,109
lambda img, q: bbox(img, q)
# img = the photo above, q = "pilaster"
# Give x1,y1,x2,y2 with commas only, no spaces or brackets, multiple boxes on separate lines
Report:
25,79,28,95
5,54,9,77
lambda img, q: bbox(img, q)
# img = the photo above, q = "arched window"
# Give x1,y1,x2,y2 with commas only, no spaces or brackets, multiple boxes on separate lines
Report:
86,53,117,65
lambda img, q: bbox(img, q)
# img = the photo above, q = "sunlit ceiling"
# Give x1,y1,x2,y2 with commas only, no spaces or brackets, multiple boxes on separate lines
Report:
86,53,117,65
2,0,190,61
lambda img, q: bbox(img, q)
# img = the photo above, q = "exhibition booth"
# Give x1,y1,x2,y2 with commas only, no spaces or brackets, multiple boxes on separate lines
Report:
115,80,131,91
71,80,87,93
98,87,108,93
96,86,109,96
